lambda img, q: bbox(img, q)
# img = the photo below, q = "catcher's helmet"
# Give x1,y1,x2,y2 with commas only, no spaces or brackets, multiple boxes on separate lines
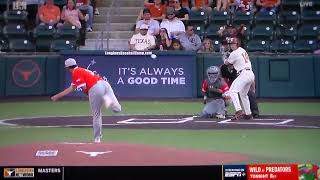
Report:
206,66,220,83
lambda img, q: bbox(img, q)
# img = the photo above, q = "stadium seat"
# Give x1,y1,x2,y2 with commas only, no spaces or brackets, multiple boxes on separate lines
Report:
9,39,35,52
278,10,300,26
251,24,274,40
297,24,319,40
187,10,208,26
33,24,56,52
232,11,254,26
0,38,9,52
209,10,231,26
205,24,224,39
192,23,205,39
274,25,297,41
281,0,301,11
269,39,293,53
54,0,67,8
3,23,28,40
50,39,77,52
293,39,317,53
301,9,320,25
212,40,221,52
56,24,80,44
243,26,251,41
3,10,28,25
246,40,270,52
253,11,277,26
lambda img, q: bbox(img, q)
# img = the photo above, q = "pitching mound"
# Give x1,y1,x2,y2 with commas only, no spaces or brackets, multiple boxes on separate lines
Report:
0,143,249,166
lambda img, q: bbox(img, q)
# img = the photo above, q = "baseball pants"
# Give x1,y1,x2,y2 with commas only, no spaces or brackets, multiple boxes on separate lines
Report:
88,80,121,140
229,70,255,115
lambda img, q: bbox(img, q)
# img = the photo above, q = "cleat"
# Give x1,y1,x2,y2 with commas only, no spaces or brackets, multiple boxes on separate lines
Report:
231,110,244,120
94,137,101,143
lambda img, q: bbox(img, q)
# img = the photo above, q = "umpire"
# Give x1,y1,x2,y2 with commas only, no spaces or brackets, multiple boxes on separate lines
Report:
220,64,260,118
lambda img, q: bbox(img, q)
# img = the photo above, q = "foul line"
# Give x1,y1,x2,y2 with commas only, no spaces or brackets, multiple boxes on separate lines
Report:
218,118,294,125
3,123,122,128
274,124,320,129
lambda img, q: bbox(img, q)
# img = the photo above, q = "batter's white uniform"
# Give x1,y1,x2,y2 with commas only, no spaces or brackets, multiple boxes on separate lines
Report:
225,47,255,115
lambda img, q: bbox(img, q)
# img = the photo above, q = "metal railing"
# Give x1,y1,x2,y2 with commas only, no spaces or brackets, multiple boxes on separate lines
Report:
95,0,120,50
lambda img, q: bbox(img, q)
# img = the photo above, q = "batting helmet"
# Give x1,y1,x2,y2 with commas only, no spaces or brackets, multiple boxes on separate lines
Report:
228,37,240,47
206,66,220,83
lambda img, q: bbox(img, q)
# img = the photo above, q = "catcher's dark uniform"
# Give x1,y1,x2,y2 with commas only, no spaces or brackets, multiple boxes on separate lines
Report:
220,64,260,117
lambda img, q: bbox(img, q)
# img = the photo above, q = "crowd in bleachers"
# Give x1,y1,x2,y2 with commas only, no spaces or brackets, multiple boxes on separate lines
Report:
0,0,319,53
130,0,320,53
0,0,100,52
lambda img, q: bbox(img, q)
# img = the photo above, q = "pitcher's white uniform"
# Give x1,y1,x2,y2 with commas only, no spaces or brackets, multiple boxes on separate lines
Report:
225,47,255,115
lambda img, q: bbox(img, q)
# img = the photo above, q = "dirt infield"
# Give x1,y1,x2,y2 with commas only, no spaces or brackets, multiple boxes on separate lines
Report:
2,115,320,129
0,143,249,166
0,115,319,166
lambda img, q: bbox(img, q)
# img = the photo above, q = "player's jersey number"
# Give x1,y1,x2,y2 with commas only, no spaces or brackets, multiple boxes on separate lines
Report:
241,52,249,63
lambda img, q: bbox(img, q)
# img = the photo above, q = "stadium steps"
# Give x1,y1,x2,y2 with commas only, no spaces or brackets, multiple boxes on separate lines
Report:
80,0,142,50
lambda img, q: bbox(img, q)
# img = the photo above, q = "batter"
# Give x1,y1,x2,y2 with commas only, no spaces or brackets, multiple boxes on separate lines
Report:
224,37,255,120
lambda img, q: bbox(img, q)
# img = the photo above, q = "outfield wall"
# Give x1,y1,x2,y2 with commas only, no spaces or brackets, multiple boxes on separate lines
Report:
0,51,319,98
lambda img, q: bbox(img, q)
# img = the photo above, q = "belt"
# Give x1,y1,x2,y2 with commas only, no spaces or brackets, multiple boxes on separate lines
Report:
238,68,251,73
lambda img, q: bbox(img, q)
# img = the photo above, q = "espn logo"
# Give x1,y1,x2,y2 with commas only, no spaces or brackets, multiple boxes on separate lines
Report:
3,168,34,178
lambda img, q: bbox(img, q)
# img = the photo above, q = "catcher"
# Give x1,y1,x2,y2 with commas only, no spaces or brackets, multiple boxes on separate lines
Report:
200,66,230,119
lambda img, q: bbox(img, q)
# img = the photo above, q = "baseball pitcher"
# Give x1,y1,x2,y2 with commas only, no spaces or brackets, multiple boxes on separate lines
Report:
51,58,121,143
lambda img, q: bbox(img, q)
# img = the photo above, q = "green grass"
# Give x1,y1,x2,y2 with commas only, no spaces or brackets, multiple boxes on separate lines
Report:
0,100,320,163
0,127,319,163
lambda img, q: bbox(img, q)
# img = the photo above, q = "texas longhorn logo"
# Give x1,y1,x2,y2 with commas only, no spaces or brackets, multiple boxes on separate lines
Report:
12,60,41,88
3,168,34,178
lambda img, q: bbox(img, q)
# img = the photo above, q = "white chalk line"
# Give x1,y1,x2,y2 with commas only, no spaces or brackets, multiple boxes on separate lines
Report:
117,116,195,124
218,118,294,125
194,120,217,123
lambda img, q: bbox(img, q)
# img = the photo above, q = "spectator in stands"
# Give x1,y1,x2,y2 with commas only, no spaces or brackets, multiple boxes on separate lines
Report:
38,0,61,27
171,0,189,21
136,8,160,36
144,0,169,7
217,24,246,52
129,24,156,51
146,0,167,21
198,38,214,53
191,0,213,13
215,0,229,11
91,0,100,15
160,7,185,39
229,0,252,12
168,0,190,9
170,39,184,50
255,0,280,13
155,28,172,50
76,0,94,32
178,24,202,51
61,0,85,29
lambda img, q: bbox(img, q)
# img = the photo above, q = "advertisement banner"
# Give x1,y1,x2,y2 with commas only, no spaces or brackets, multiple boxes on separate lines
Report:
247,164,299,180
62,53,197,98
